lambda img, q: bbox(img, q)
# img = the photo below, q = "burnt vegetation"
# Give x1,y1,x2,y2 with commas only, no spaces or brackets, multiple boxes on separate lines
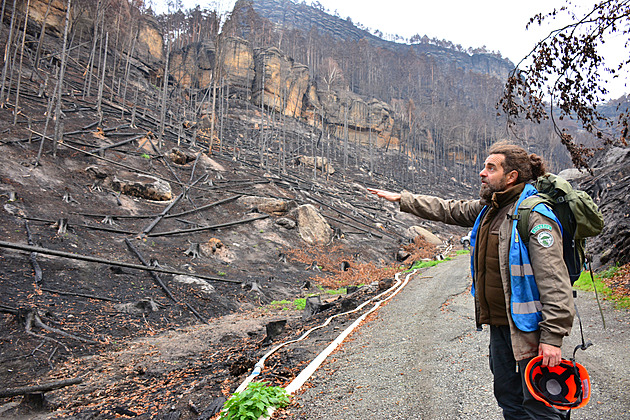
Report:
0,0,628,418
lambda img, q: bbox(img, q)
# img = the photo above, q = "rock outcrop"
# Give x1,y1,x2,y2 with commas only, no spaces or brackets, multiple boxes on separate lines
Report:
578,146,630,267
248,0,514,79
24,1,164,79
20,0,69,37
252,47,310,118
111,173,173,201
170,37,398,146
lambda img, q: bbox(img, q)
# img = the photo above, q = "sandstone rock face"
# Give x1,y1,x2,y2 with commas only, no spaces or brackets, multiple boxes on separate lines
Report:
171,41,215,88
219,37,256,91
112,173,172,201
169,37,396,146
23,0,69,37
309,89,396,148
135,15,165,73
252,47,310,118
294,204,332,245
169,37,256,92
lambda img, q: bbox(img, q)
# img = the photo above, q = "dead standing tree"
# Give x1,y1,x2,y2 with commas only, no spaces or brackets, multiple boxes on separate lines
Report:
12,0,29,125
0,0,18,106
158,38,170,148
52,0,72,156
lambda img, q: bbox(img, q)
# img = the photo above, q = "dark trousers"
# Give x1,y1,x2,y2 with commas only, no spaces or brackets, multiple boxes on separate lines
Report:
489,325,568,420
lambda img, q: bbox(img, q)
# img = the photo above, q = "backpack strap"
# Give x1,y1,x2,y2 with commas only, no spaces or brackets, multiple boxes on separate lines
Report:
514,195,552,244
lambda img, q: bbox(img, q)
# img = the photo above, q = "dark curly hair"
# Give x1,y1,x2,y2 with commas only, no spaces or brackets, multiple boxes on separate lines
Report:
488,141,547,183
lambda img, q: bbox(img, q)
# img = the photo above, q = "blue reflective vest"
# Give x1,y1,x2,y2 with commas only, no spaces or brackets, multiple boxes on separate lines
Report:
469,184,561,332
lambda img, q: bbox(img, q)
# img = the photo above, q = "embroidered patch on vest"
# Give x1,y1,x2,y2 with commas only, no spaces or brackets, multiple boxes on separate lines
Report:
530,223,552,235
536,231,554,248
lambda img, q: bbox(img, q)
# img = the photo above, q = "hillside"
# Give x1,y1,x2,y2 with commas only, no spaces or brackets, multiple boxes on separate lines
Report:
0,1,628,418
0,2,474,416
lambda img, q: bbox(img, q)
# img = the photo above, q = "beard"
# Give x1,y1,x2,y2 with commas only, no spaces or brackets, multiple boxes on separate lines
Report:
479,177,507,203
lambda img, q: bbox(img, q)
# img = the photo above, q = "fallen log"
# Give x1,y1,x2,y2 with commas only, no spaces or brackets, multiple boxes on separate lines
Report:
163,195,241,219
0,240,241,284
139,191,185,237
305,194,397,239
124,238,177,302
0,377,82,398
88,134,144,155
146,214,269,237
71,195,241,220
41,288,115,302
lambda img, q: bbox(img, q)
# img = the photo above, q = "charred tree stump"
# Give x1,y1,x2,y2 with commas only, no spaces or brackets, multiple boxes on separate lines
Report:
24,221,42,283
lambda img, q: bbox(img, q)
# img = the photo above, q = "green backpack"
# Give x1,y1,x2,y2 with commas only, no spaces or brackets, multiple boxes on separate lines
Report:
515,173,604,284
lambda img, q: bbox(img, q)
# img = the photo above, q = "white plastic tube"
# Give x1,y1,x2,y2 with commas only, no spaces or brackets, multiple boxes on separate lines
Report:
285,269,416,394
233,269,415,394
259,269,420,419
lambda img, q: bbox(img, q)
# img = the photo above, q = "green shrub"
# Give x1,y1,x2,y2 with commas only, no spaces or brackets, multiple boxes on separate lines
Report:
220,381,290,420
406,257,452,272
293,298,306,311
269,299,306,311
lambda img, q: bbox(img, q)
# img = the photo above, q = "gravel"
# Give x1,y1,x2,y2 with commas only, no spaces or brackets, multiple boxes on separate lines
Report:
289,255,630,419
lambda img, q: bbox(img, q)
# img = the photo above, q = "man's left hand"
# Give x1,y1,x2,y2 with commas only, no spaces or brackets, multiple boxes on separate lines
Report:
538,343,562,367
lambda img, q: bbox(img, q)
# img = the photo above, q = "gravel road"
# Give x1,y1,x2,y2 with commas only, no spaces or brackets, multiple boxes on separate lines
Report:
290,255,630,419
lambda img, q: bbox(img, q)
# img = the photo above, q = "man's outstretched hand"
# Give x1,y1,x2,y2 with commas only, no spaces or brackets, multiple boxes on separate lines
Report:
367,188,401,203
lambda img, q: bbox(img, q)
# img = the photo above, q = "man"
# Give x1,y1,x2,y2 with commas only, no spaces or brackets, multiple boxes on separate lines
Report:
368,142,574,419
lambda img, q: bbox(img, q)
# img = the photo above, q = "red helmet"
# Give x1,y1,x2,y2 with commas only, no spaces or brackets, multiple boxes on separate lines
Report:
524,355,591,410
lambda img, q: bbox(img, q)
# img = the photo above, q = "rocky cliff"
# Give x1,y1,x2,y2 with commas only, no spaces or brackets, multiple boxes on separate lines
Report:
170,37,398,147
17,0,164,79
247,0,514,80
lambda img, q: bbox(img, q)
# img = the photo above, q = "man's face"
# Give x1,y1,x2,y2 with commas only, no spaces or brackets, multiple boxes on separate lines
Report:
479,154,508,201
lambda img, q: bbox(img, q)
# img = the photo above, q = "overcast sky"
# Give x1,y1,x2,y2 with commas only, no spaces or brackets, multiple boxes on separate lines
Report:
150,0,628,97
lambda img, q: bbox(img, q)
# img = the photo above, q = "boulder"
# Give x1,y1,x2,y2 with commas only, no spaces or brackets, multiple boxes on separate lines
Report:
172,275,216,295
295,155,335,174
275,217,296,229
406,226,443,246
293,204,333,245
168,148,196,165
112,173,172,201
115,298,161,315
198,154,226,172
238,196,292,215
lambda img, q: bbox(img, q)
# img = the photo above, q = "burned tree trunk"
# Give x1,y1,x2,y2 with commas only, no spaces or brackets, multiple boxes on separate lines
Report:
0,0,18,105
13,0,30,125
158,39,170,147
96,31,108,126
53,0,72,156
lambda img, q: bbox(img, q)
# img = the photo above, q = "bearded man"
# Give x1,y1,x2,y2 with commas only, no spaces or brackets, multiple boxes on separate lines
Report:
368,142,574,420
